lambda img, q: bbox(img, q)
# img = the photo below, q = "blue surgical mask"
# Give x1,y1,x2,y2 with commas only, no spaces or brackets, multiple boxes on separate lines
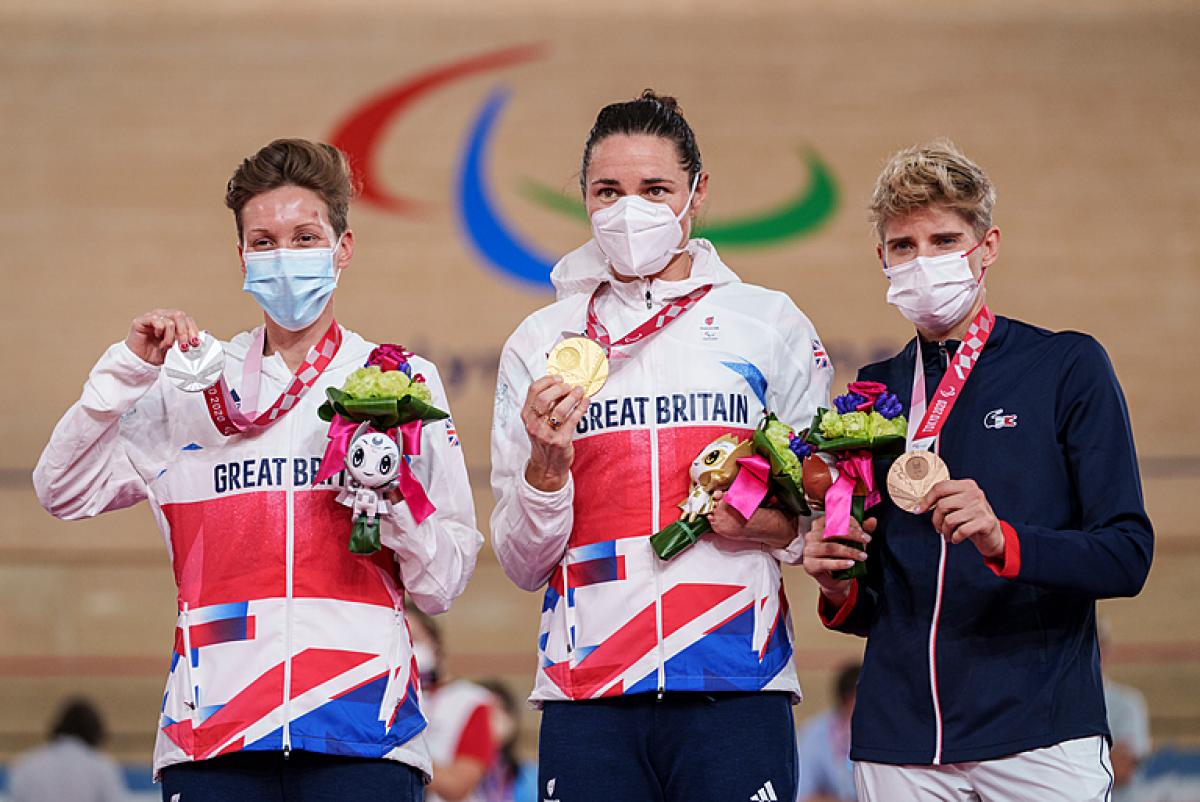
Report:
242,236,342,331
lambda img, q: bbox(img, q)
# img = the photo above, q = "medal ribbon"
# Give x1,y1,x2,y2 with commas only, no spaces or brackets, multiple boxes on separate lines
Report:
203,320,343,437
906,305,995,453
584,283,713,355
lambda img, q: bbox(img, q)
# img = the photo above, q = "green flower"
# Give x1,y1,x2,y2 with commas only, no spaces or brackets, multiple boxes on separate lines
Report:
763,419,803,485
841,411,870,440
867,411,907,440
342,366,431,402
819,409,845,439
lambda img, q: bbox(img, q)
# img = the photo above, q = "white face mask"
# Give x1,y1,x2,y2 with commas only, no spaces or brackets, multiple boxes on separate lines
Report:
590,175,699,279
242,235,343,332
883,240,984,334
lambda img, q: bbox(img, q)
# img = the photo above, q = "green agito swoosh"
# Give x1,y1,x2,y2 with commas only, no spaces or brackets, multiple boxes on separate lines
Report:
519,148,838,249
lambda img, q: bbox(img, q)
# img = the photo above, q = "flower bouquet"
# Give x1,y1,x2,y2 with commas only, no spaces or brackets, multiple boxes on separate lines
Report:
803,381,907,580
317,345,447,430
650,414,813,561
313,345,447,554
751,413,814,518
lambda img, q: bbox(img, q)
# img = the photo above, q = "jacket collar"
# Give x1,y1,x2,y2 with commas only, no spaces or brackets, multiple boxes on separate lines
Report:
225,324,370,381
912,315,1011,371
549,238,741,307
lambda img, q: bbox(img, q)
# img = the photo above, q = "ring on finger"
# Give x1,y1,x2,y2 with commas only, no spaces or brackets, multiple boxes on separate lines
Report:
548,416,562,430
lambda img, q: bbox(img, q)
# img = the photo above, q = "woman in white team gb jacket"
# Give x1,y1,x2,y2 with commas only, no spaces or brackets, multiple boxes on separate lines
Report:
490,92,833,801
33,139,482,801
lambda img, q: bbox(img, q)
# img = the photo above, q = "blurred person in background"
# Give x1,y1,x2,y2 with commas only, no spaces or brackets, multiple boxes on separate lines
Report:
408,604,496,802
802,140,1153,801
8,697,127,802
1101,622,1152,802
475,679,538,802
491,90,832,802
794,663,859,802
32,139,482,801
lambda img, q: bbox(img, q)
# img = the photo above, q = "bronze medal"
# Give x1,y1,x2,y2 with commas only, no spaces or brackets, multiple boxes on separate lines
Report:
547,337,609,397
887,450,951,513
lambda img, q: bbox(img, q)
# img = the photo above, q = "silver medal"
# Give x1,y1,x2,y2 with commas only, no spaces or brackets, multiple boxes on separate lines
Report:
163,331,225,392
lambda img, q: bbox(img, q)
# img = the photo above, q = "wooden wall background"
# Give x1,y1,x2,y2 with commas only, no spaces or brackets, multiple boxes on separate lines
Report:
1,0,1196,763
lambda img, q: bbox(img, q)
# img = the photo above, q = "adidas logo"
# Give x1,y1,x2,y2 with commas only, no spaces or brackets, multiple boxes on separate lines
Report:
750,780,778,801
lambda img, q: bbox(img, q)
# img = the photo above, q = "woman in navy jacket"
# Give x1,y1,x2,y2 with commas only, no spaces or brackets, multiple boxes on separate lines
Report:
802,140,1152,802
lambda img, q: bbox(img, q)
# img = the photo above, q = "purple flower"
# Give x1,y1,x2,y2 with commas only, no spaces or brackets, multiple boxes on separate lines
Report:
788,434,814,459
874,392,903,420
834,392,867,415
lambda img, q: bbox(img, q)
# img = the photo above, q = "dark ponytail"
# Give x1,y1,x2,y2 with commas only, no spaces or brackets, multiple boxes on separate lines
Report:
580,89,702,194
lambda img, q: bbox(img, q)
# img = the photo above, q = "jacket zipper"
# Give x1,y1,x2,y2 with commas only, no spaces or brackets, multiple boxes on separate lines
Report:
381,607,405,713
643,283,667,699
927,341,950,764
281,408,297,758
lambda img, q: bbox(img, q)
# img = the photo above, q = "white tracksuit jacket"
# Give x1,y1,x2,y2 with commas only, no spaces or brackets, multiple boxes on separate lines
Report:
33,325,483,778
491,239,833,703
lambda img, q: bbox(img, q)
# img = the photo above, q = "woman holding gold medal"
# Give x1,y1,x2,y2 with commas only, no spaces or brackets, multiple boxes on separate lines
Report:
33,139,482,800
490,91,834,800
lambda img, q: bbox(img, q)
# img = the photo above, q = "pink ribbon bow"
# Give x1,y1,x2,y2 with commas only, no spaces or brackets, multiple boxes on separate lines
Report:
725,455,772,520
823,450,881,538
313,415,437,525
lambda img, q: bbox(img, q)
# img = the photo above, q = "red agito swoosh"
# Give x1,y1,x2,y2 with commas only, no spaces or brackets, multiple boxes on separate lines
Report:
330,44,546,217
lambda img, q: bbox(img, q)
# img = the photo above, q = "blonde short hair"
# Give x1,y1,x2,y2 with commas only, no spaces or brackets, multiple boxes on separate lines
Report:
869,140,995,241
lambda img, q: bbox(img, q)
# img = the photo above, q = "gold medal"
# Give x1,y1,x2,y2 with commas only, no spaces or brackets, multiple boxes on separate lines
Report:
547,337,609,397
887,450,951,513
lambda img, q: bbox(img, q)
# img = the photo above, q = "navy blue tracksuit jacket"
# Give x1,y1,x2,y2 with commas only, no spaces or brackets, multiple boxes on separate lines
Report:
820,316,1153,765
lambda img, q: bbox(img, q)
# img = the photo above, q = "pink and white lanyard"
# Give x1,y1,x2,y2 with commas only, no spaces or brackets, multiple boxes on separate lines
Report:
907,305,995,453
203,320,342,437
584,282,712,355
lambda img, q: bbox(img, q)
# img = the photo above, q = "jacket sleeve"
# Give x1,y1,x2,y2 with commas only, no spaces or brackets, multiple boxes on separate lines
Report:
990,336,1153,598
381,363,484,615
767,299,834,564
32,342,170,520
489,322,575,592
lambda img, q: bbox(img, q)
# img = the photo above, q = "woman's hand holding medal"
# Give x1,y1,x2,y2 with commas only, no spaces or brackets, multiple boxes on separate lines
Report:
522,337,607,492
890,452,1005,558
522,376,590,493
126,308,202,366
915,478,1005,560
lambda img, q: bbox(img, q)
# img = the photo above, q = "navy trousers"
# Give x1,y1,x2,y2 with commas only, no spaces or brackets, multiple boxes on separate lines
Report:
159,749,425,802
538,692,797,802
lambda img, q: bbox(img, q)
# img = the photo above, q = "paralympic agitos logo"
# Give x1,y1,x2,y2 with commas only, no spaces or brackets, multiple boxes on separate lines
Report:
329,44,838,291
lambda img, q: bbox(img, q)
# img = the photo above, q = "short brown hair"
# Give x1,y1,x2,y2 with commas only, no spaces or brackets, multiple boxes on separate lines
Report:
869,139,995,240
225,139,356,241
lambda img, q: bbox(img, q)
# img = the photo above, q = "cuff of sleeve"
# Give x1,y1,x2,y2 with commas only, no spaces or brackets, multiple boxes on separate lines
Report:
518,470,574,510
113,342,164,378
770,513,816,565
984,520,1022,579
81,342,162,414
382,501,429,553
817,579,858,629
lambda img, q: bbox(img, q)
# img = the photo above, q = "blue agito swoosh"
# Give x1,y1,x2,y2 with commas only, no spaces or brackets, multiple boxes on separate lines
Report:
455,87,557,290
